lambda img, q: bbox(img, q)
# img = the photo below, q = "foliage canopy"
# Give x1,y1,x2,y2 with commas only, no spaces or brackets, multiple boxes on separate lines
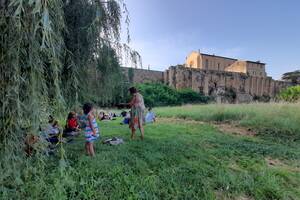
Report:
282,70,300,84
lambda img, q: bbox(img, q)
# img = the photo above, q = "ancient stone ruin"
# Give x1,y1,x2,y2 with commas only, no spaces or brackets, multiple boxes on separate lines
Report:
122,51,290,103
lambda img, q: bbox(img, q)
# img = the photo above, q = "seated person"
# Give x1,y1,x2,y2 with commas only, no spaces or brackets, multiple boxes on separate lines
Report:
145,107,156,123
98,111,112,121
109,112,117,120
101,112,112,121
98,111,105,121
120,111,127,117
44,115,60,143
63,111,80,137
120,111,130,125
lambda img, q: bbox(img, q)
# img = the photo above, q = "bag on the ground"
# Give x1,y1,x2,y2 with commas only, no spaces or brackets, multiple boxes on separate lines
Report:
103,137,124,145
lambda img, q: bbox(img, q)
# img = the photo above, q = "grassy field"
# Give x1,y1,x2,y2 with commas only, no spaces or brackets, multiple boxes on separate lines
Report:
3,103,300,200
156,103,300,142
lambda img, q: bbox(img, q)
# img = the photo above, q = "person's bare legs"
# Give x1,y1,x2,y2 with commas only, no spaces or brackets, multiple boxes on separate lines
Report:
89,143,95,157
85,142,90,156
131,128,136,140
139,125,144,140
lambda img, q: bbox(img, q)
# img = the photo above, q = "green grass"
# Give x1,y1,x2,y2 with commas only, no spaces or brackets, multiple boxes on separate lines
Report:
156,103,300,142
2,104,300,200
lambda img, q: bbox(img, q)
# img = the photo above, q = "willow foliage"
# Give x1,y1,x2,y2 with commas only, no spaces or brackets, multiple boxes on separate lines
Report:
62,0,139,107
1,0,137,146
0,0,138,197
1,0,65,148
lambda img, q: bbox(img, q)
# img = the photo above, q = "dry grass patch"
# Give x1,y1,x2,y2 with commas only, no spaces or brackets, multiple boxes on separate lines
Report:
214,123,257,137
265,157,300,172
215,191,254,200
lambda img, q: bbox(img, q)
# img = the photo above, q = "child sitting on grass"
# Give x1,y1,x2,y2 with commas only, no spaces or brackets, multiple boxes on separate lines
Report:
63,111,80,137
45,115,60,144
83,103,100,157
145,107,156,124
120,111,130,125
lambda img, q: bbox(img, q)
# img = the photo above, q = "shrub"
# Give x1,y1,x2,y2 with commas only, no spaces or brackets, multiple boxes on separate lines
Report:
137,83,180,107
278,85,300,102
177,88,210,104
136,83,210,107
253,94,271,102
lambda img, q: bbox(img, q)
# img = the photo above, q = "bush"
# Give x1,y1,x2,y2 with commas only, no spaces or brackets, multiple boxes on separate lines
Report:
177,88,210,104
253,94,271,102
136,83,210,107
278,85,300,102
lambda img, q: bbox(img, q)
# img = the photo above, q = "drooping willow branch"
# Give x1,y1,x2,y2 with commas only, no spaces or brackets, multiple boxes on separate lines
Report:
1,0,140,147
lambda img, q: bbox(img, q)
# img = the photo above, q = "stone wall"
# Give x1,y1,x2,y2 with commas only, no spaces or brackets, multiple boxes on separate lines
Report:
121,67,164,84
165,66,290,103
122,66,290,103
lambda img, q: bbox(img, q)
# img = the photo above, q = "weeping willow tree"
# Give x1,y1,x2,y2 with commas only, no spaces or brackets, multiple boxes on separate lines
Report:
1,0,66,148
0,1,67,196
1,0,138,147
62,0,140,107
0,0,139,197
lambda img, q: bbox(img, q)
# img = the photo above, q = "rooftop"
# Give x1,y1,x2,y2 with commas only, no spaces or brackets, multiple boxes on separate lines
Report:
200,52,266,65
201,53,237,61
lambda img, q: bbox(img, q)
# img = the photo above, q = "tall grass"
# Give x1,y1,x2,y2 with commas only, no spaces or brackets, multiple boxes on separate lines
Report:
156,103,300,142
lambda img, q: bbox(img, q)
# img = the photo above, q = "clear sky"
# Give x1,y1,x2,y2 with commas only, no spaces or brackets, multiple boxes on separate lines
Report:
123,0,300,79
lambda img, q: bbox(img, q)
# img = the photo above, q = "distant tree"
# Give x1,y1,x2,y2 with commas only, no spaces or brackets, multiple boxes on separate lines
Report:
278,85,300,102
282,70,300,84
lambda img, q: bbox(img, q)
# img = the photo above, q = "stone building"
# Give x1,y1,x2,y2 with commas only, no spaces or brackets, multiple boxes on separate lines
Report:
185,51,267,77
122,51,290,103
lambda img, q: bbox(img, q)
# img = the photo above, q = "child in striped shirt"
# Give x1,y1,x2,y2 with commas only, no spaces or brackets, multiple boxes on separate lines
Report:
83,103,100,157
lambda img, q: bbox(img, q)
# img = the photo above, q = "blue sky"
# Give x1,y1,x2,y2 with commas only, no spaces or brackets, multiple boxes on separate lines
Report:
123,0,300,79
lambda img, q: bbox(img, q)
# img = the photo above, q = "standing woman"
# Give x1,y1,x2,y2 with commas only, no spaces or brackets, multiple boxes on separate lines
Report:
128,87,145,140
